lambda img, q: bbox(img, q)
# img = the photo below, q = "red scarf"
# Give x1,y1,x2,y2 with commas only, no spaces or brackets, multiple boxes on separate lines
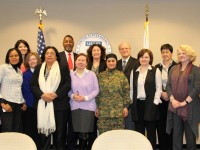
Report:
169,63,192,120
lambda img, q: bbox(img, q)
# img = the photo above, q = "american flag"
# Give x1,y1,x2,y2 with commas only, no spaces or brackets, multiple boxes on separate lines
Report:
37,25,46,57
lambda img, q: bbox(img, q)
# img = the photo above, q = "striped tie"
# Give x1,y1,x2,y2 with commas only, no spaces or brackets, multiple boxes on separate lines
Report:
122,60,126,72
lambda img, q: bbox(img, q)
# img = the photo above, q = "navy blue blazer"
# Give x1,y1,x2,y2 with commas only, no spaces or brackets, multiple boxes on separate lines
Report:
22,69,35,107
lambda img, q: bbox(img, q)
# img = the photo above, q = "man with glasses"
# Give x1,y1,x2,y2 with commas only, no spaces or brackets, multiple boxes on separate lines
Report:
117,42,138,130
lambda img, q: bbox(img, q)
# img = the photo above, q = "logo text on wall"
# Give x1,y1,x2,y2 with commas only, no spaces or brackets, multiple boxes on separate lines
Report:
75,33,112,54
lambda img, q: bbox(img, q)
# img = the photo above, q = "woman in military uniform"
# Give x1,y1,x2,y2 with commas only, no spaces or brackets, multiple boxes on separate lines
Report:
96,53,130,134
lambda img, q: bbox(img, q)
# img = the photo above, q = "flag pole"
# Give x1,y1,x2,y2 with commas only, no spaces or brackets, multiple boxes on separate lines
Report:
145,4,148,22
143,4,149,49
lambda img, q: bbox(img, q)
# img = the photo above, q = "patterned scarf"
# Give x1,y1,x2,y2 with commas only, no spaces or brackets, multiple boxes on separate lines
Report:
169,63,192,120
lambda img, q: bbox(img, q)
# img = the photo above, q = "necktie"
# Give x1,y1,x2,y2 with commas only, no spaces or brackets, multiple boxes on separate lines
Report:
122,60,126,72
68,53,73,70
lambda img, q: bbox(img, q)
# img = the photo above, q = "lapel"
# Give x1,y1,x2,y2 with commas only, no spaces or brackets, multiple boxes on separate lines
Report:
73,52,77,71
60,51,68,66
144,69,151,86
124,57,132,72
157,64,163,72
117,59,123,71
133,70,139,89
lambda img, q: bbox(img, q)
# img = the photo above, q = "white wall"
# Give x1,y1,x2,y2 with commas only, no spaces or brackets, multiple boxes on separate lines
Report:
0,0,200,66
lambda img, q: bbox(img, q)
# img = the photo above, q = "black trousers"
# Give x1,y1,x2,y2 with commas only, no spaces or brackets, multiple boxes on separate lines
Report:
22,107,41,149
66,109,78,150
1,101,23,132
87,116,98,149
156,101,172,150
40,109,68,150
135,100,157,150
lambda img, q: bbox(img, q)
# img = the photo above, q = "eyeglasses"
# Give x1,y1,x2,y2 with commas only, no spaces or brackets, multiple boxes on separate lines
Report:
9,55,19,58
45,52,56,56
119,48,130,51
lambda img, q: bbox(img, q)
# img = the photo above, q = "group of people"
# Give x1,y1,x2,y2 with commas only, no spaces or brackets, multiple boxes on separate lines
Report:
0,35,200,150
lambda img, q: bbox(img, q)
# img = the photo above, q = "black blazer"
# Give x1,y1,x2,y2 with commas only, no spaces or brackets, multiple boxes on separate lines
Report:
59,51,78,71
117,56,138,83
31,63,71,110
87,60,106,73
131,66,159,121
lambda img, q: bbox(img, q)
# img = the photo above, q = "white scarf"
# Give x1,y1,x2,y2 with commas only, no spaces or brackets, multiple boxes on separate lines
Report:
37,61,61,136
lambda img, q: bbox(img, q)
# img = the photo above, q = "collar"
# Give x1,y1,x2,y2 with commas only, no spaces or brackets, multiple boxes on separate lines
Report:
106,68,117,73
8,63,20,70
160,60,173,68
64,51,73,55
136,65,152,72
122,56,130,62
8,63,22,74
73,68,89,75
30,68,35,73
8,63,13,69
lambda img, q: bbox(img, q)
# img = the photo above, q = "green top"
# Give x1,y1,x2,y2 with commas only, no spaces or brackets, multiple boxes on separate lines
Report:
96,69,130,118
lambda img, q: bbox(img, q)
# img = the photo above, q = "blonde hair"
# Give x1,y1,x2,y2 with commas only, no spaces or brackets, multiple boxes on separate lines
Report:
24,52,41,68
177,45,196,62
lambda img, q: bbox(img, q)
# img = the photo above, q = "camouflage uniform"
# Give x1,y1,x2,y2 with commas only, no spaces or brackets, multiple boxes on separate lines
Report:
96,69,130,134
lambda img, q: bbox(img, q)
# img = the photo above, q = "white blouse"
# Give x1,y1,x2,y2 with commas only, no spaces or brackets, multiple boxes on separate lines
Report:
0,64,24,104
130,65,162,105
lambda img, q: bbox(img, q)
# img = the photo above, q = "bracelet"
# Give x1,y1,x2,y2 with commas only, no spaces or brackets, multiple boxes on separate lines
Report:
185,100,189,104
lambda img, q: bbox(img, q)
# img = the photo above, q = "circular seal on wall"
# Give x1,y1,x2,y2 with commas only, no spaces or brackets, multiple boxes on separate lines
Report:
75,33,112,54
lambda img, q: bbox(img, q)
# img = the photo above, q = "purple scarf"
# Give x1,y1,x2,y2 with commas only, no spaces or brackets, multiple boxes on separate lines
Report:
169,63,192,120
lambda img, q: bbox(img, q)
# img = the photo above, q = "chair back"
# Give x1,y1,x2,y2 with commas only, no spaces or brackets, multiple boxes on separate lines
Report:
0,132,37,150
92,130,152,150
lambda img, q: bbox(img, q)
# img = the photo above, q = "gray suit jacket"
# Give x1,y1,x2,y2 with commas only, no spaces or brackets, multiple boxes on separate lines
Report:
166,64,200,137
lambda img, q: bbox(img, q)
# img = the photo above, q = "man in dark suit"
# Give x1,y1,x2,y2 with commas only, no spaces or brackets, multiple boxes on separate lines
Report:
155,44,176,150
59,35,78,71
59,35,78,150
116,42,138,130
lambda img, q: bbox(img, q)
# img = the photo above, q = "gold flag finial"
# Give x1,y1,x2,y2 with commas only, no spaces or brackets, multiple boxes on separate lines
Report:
35,7,47,25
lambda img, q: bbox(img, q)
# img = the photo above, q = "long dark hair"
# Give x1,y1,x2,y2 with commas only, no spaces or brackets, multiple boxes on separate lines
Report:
87,44,106,62
14,39,31,58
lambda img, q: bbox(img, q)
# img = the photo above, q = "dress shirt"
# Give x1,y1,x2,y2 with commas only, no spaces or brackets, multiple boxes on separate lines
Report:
68,68,99,111
0,64,24,104
160,60,173,90
130,65,162,105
